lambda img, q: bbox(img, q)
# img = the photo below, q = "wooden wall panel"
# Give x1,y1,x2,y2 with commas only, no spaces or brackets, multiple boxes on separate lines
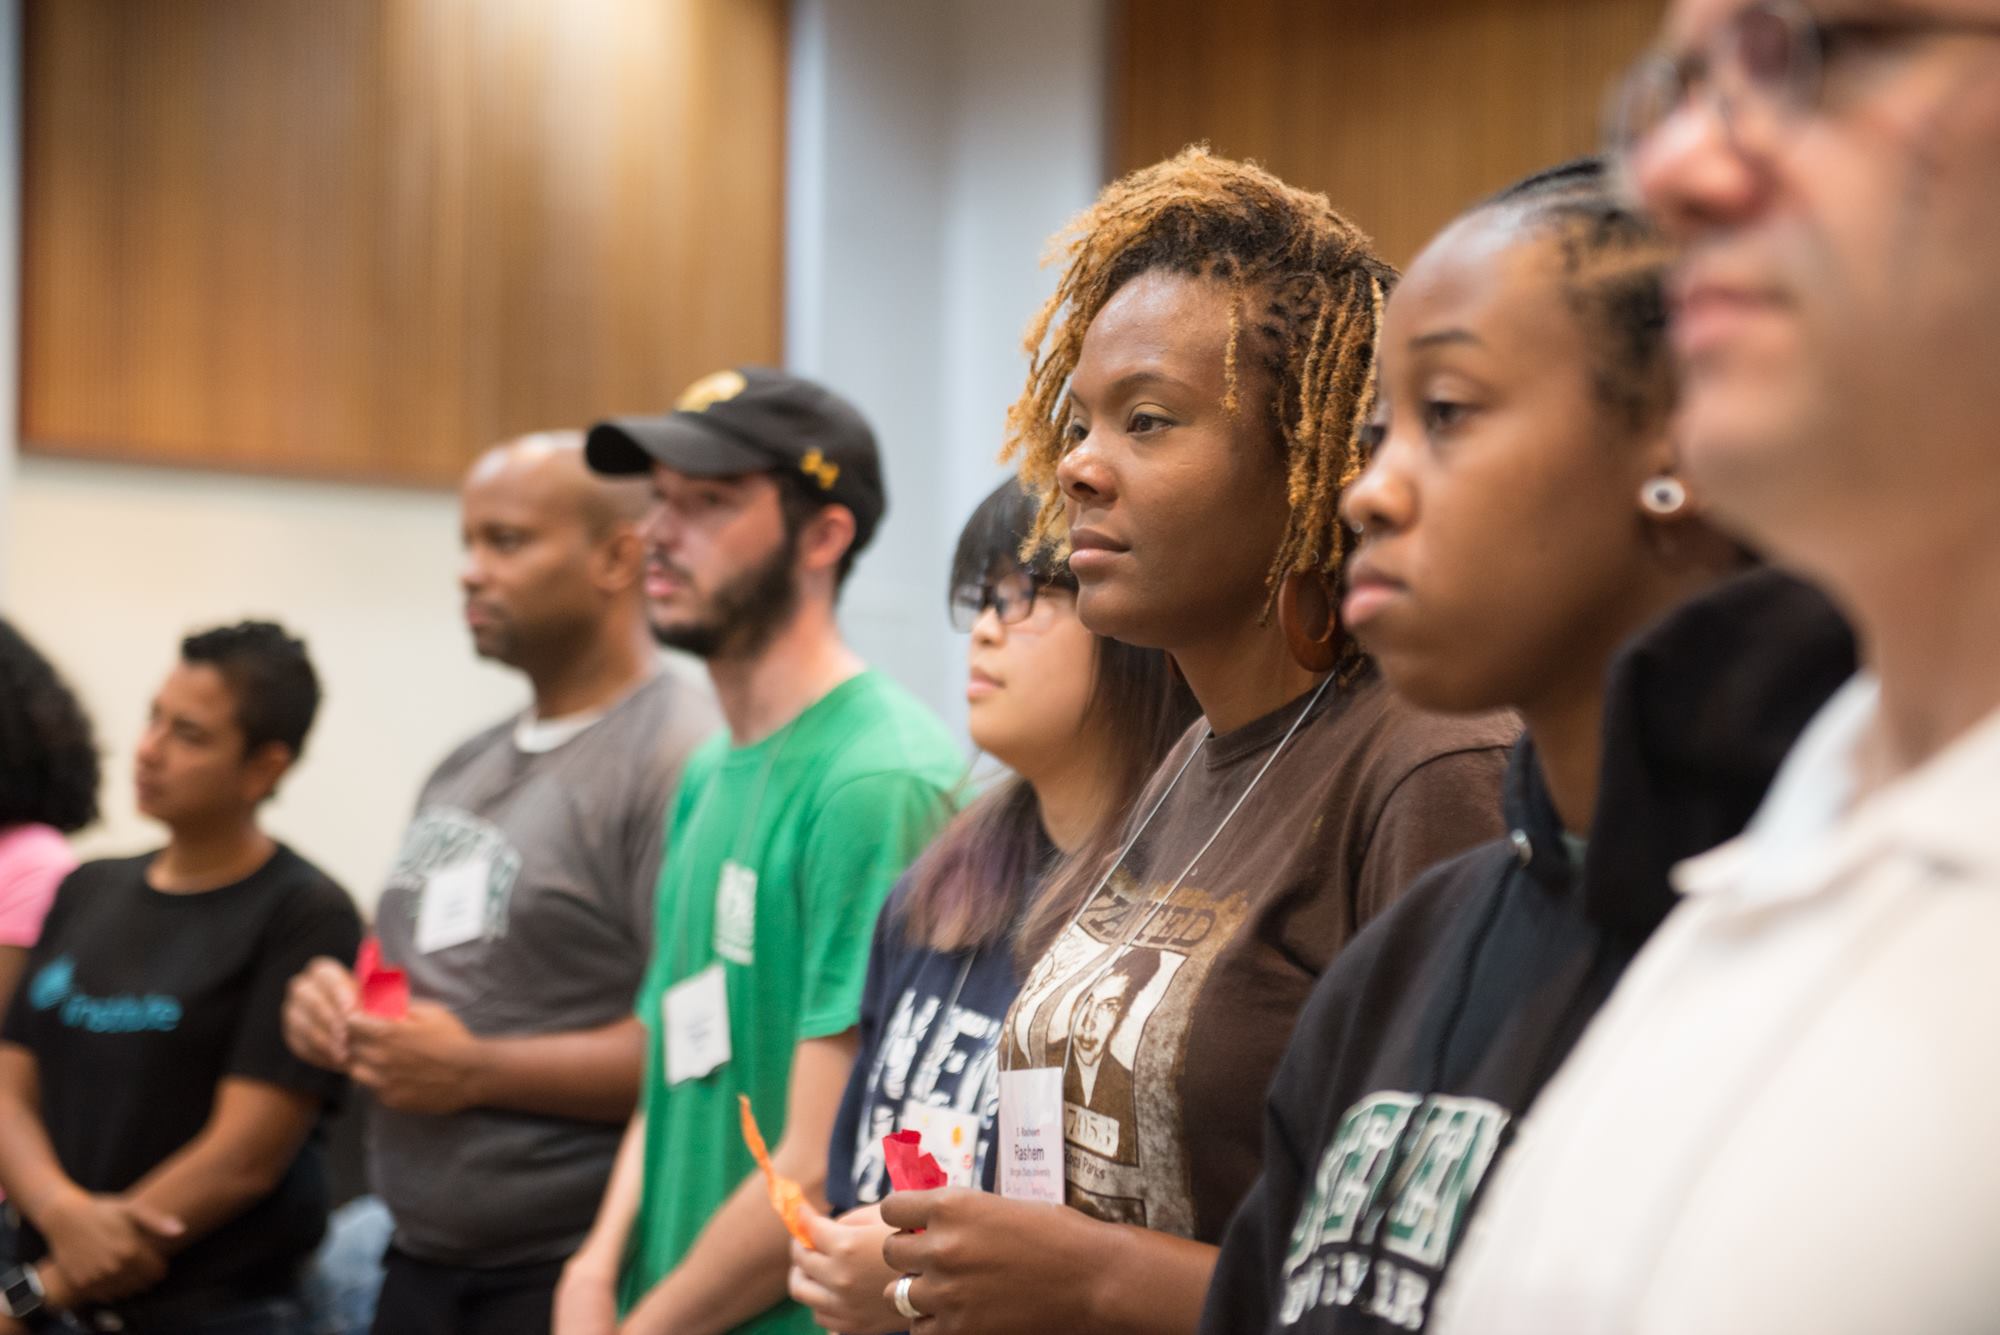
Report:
1113,0,1664,267
21,0,786,486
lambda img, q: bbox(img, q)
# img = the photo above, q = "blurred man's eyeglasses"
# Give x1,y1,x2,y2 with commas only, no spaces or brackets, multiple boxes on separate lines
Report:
949,573,1041,633
1606,1,2000,166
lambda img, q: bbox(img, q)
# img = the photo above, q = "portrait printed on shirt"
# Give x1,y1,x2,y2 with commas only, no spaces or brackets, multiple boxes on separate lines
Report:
1001,871,1245,1234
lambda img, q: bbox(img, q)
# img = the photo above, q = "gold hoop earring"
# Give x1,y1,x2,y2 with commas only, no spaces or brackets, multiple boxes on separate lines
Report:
1277,571,1341,673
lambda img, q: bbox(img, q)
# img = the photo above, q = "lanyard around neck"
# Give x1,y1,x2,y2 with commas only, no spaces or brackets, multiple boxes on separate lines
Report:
1010,672,1335,1080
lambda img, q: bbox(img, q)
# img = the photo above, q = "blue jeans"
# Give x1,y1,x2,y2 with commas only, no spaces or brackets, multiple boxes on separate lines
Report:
300,1197,394,1335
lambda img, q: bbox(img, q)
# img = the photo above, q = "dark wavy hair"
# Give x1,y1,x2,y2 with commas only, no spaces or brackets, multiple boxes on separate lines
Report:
0,619,100,832
181,621,322,759
895,480,1196,953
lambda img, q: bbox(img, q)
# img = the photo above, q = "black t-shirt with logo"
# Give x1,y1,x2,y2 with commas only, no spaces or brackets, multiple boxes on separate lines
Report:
1,845,362,1308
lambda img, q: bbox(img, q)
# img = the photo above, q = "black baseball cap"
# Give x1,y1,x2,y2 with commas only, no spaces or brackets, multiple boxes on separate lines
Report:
586,367,887,553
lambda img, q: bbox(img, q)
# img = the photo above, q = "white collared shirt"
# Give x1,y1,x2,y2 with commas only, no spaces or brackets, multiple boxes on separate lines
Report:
1432,675,2000,1335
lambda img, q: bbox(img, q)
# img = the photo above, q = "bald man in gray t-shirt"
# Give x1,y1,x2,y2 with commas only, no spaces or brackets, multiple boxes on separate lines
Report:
367,672,715,1272
283,437,719,1332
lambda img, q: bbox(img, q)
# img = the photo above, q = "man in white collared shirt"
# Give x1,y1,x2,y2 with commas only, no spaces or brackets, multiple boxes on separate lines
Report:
1432,3,2000,1333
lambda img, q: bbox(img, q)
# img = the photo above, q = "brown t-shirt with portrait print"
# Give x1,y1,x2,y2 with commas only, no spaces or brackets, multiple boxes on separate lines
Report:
999,672,1516,1243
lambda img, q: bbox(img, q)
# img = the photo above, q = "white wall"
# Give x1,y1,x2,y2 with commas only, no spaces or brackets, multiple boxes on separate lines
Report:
4,459,528,910
0,0,1111,906
788,0,1109,738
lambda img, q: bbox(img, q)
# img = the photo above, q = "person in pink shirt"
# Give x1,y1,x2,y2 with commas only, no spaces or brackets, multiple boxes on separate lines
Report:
0,619,98,1029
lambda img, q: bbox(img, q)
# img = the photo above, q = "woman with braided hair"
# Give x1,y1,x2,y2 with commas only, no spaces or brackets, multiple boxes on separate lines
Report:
875,149,1514,1333
1199,161,1852,1335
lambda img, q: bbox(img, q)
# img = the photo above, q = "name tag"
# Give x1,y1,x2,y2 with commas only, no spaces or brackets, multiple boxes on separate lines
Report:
714,861,758,966
415,855,491,955
663,963,732,1085
997,1067,1065,1204
901,1100,983,1189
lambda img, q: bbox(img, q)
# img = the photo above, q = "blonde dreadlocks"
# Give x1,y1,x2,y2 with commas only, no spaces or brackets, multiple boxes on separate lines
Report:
1004,146,1396,591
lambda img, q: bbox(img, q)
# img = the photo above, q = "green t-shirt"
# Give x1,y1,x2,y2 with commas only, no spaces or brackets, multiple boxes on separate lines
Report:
620,670,965,1330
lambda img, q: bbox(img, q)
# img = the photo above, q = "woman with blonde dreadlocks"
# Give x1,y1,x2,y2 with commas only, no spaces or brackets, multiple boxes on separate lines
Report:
877,150,1515,1334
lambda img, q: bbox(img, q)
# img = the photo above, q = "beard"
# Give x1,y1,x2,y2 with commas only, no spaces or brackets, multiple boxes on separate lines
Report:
651,527,800,660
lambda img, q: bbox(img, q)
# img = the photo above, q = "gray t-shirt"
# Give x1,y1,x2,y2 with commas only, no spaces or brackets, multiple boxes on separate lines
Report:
370,670,720,1267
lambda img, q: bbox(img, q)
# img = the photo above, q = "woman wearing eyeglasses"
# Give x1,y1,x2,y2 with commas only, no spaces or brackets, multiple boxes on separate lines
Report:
784,478,1195,1334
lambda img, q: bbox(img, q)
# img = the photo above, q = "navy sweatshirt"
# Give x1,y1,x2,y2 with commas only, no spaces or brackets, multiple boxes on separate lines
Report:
1199,569,1857,1335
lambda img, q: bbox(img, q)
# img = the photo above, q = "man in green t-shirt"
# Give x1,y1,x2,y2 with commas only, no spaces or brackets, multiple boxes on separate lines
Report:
559,368,963,1335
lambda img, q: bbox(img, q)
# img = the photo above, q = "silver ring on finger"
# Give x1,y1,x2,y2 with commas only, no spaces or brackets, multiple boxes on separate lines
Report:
893,1274,926,1321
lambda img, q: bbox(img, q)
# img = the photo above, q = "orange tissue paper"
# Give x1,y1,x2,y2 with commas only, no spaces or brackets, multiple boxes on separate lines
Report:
739,1094,814,1250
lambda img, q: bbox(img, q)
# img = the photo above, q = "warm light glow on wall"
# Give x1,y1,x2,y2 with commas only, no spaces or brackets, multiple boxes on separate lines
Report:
20,0,787,486
1112,0,1663,266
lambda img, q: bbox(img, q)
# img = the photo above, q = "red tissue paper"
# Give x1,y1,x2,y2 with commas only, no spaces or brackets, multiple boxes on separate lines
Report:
883,1129,949,1192
354,938,410,1020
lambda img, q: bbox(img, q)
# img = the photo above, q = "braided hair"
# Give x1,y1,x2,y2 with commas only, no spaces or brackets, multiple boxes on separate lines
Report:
1005,147,1396,609
1479,158,1676,433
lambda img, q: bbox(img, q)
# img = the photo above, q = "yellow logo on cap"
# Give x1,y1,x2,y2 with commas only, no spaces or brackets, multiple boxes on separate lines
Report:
675,369,747,413
800,448,840,491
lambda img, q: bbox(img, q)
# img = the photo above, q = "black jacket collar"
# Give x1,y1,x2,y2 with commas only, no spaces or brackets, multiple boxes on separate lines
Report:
1502,568,1857,944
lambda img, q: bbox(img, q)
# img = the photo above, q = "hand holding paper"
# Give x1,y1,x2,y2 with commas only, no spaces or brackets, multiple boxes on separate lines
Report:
883,1129,949,1193
353,937,410,1020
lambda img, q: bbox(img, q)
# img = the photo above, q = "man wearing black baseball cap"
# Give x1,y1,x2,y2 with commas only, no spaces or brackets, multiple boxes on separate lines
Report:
560,369,962,1333
587,367,884,548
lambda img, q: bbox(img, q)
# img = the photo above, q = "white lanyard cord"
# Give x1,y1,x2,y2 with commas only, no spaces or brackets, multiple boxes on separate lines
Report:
1017,672,1335,1084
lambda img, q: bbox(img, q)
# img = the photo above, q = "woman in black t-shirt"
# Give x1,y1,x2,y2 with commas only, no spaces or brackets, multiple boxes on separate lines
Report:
0,623,360,1335
784,480,1192,1334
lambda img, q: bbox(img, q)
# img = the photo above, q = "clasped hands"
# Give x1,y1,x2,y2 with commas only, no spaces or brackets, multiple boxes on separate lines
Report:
32,1188,185,1310
281,956,479,1115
